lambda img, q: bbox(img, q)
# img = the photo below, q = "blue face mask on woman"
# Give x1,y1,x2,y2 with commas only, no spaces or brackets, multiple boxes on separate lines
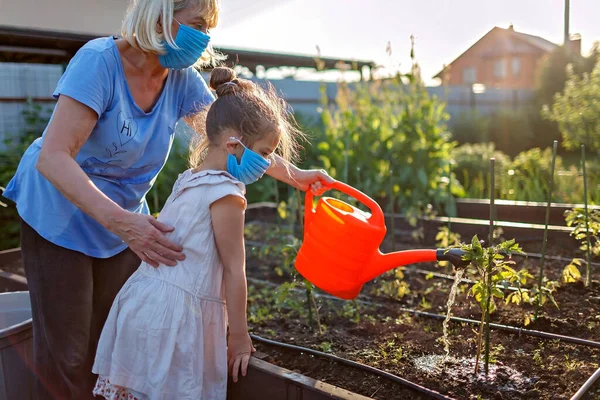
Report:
227,138,271,185
158,19,210,69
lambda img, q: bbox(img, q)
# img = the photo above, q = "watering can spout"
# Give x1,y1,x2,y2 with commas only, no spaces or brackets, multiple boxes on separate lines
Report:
361,248,468,283
436,248,469,268
361,249,437,283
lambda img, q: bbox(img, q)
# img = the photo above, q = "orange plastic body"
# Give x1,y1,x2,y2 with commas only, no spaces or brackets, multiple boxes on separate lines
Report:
295,181,438,300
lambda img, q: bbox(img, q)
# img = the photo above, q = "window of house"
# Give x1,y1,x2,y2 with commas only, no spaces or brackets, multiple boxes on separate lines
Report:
494,59,506,79
511,57,521,76
462,67,476,84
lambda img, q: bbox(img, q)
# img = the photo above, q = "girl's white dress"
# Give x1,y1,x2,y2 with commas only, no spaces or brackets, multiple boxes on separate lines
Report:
93,170,246,400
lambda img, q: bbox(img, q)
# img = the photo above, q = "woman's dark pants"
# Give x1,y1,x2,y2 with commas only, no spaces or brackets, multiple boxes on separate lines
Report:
20,220,140,399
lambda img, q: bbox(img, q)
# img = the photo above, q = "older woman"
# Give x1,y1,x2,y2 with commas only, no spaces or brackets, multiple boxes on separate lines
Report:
3,0,331,398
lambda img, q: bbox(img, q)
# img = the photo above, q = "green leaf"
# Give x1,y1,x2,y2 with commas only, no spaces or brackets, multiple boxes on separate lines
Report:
562,262,582,283
492,287,504,299
471,235,482,253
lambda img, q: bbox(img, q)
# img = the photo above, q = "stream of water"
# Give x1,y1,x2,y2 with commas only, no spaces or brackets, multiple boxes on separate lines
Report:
442,269,465,357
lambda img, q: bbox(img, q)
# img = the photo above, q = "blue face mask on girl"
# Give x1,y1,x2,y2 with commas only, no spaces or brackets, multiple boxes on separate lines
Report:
227,137,271,185
158,19,210,69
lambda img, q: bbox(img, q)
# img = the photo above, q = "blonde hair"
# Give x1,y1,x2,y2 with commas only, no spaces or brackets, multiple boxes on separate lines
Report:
189,67,305,170
121,0,225,68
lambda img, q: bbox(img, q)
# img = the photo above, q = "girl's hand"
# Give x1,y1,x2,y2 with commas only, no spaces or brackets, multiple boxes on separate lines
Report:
265,155,334,195
228,333,255,382
109,211,185,267
293,168,335,195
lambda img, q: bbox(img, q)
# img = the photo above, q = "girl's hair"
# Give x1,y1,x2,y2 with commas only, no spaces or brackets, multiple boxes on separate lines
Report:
189,67,305,169
121,0,225,68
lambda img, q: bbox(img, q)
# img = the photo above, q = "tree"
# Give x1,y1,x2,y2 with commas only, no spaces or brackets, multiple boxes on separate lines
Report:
530,43,599,150
543,57,600,153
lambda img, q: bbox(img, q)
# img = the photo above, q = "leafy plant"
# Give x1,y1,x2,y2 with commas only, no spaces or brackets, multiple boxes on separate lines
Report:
339,301,361,324
565,208,600,257
503,148,564,202
532,348,544,366
451,235,563,374
562,259,583,283
564,355,581,372
377,268,411,299
318,341,333,353
488,344,505,364
451,235,535,375
247,285,277,325
451,143,510,199
564,208,600,285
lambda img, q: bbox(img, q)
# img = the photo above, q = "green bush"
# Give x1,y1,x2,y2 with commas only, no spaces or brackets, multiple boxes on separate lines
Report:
552,160,600,204
451,143,510,199
452,144,600,204
502,148,564,202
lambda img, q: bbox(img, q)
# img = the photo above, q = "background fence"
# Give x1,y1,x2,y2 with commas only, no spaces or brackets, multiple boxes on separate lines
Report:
0,62,535,151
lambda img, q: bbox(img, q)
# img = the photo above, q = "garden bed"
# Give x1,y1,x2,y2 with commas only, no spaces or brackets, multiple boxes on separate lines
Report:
242,211,600,400
2,207,600,399
246,271,600,399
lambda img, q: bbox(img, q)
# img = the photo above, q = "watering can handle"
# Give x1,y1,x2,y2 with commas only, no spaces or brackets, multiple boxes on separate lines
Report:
304,180,385,227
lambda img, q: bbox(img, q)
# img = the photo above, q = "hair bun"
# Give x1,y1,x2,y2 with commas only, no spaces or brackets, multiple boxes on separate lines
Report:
210,67,238,98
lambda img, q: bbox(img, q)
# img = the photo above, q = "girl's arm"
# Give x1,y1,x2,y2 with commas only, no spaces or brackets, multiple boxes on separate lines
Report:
266,154,334,194
37,95,184,266
211,194,254,382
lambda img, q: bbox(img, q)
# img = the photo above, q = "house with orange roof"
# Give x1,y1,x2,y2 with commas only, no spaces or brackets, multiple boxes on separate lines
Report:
434,25,581,90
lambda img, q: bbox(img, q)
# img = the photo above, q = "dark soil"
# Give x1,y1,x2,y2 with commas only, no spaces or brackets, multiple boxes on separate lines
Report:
247,281,600,400
243,220,600,400
254,344,431,399
3,221,600,399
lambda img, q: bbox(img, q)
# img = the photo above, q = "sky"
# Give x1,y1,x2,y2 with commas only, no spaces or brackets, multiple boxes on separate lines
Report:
210,0,600,85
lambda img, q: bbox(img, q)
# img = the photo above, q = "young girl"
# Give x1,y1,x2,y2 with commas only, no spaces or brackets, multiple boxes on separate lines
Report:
91,66,304,399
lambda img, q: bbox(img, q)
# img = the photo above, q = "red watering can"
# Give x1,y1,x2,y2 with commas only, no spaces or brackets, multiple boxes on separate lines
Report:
295,181,466,300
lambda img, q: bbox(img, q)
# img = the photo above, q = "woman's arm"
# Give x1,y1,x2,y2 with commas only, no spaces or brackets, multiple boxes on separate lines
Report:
266,154,335,194
36,95,184,266
211,194,254,382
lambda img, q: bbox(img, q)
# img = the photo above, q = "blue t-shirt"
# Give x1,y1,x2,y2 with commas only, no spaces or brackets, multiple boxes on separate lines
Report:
3,37,214,258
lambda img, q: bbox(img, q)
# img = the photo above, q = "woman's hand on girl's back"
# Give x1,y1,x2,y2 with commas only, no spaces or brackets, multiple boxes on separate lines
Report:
227,333,255,383
109,211,185,267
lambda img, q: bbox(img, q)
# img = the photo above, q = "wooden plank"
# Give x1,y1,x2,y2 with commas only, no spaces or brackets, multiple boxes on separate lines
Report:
227,357,372,400
0,249,20,268
453,199,600,226
0,270,27,292
386,216,574,245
